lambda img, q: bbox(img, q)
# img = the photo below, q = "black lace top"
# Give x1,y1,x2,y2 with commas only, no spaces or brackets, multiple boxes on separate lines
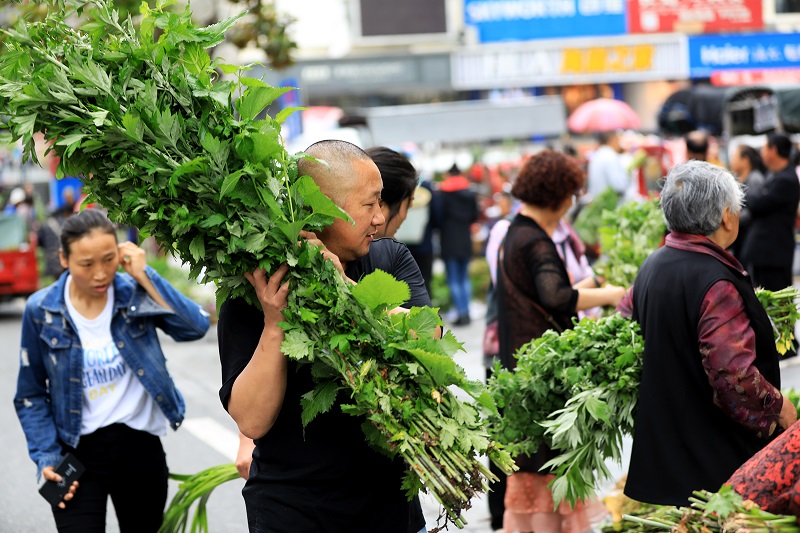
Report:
497,213,578,370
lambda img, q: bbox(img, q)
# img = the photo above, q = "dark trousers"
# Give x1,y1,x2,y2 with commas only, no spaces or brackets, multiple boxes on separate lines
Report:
485,368,506,530
53,423,168,533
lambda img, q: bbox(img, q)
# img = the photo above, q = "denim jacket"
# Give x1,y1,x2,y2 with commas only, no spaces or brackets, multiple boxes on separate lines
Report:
14,266,210,477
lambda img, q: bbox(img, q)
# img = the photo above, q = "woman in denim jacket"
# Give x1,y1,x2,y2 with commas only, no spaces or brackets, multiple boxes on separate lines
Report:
14,209,210,532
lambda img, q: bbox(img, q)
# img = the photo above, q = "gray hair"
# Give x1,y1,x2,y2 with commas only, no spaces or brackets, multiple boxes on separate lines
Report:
660,160,744,236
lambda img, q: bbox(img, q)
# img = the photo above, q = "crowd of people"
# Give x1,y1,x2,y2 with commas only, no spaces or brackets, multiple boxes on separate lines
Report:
11,130,800,533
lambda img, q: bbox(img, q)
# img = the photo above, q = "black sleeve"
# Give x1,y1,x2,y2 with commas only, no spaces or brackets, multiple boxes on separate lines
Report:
747,174,799,215
524,237,579,313
392,243,432,309
217,297,264,411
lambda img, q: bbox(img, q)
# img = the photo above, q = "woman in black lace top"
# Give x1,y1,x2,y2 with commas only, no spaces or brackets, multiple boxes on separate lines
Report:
498,150,626,533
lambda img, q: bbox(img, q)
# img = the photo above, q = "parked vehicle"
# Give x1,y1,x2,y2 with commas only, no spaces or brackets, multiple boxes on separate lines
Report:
0,214,38,302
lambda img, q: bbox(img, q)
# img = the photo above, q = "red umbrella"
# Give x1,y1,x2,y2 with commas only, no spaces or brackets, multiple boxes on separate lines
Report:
567,98,640,133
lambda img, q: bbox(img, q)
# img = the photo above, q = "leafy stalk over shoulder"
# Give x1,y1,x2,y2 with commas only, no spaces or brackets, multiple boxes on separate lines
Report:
0,1,514,529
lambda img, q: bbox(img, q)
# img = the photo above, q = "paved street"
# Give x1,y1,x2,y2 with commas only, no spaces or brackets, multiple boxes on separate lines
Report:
3,295,800,532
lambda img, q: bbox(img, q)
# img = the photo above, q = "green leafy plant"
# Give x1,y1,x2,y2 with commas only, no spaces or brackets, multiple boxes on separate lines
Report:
487,314,643,505
756,286,800,355
623,487,799,532
572,187,619,247
0,0,514,528
594,198,665,288
160,465,240,533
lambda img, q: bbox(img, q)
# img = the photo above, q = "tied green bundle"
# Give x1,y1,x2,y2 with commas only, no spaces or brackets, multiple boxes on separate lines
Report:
623,486,800,532
756,286,800,355
160,465,240,533
486,314,643,505
0,1,514,528
594,198,665,288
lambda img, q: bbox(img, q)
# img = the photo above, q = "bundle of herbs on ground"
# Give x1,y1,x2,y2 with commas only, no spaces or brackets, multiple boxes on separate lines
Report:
0,0,514,528
622,486,799,532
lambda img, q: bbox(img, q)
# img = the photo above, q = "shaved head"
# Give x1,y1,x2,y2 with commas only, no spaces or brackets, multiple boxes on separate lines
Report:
298,140,376,205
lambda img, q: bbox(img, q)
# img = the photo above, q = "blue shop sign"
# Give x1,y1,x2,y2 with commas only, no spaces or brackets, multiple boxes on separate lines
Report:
464,0,627,42
689,32,800,78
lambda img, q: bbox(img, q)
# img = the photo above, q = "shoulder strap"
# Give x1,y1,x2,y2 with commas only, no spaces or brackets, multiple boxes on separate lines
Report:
498,235,564,334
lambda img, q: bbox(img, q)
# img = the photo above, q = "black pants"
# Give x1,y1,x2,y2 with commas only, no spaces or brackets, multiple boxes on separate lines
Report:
485,368,506,530
53,423,168,533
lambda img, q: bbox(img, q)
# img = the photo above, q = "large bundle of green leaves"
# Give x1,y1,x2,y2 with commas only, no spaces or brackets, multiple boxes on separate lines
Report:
594,198,666,288
487,314,643,505
0,0,514,527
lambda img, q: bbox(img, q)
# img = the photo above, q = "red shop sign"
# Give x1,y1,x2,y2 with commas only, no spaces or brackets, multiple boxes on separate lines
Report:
628,0,763,34
711,68,800,86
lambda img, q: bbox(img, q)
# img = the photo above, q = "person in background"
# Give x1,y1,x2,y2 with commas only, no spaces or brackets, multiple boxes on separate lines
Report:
14,208,210,532
728,144,766,259
438,164,479,326
405,176,438,297
738,132,800,292
366,146,419,240
219,140,430,533
685,130,710,161
498,150,625,533
482,187,516,532
586,130,629,204
38,187,78,280
618,160,796,506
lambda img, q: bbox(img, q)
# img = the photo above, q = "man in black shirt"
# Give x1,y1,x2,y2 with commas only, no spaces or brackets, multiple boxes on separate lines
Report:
218,140,429,533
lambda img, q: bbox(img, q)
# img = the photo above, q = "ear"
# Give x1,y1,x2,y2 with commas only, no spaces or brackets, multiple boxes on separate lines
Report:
59,249,68,270
721,207,736,231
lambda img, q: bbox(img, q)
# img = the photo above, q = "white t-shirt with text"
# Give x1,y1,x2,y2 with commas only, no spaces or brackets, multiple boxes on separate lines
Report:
65,276,167,437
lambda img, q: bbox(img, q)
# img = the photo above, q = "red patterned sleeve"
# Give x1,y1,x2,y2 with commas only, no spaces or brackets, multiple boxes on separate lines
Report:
698,280,783,438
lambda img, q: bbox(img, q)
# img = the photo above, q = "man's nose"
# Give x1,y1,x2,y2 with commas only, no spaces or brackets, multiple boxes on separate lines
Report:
373,210,385,227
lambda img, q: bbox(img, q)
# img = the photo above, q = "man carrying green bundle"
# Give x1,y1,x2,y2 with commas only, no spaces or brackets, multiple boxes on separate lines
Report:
218,140,431,533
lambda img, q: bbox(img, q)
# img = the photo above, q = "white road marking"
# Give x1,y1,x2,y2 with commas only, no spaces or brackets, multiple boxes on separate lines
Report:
181,417,239,462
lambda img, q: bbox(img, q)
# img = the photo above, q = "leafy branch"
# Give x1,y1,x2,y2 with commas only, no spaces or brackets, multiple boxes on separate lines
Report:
0,0,514,528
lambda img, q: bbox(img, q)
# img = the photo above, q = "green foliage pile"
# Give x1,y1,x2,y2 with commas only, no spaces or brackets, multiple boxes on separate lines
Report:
623,486,799,532
572,187,619,247
160,464,240,533
594,198,665,288
756,286,800,355
0,0,514,528
487,314,643,505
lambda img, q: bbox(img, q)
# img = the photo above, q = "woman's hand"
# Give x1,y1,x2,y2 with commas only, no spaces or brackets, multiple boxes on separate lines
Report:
779,396,798,430
299,231,354,284
118,241,148,283
604,284,627,308
245,264,290,327
41,465,79,509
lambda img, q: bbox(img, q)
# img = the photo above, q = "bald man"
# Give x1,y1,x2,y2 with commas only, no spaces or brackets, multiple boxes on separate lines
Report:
217,140,430,533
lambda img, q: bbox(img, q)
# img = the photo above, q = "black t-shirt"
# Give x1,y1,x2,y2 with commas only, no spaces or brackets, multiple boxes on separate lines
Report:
218,239,429,533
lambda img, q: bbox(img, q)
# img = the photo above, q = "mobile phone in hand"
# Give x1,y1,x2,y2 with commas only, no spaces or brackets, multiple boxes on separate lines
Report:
38,453,85,507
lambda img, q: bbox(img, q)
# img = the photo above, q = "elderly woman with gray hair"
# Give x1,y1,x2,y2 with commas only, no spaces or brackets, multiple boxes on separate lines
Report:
617,160,797,506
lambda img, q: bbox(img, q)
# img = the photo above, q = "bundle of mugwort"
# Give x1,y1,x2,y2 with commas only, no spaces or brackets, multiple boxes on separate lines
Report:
0,0,514,527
